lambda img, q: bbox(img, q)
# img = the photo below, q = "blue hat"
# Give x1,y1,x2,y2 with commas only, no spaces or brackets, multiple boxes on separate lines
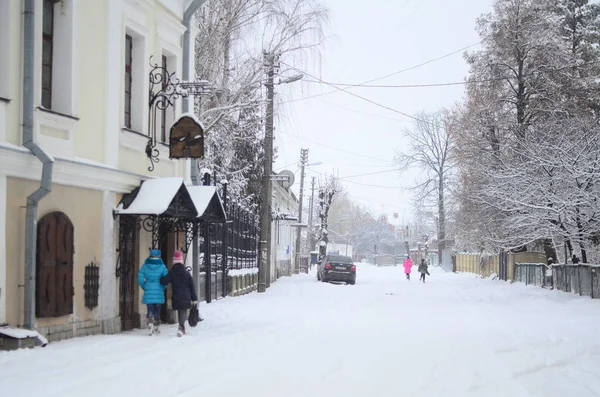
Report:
149,249,161,258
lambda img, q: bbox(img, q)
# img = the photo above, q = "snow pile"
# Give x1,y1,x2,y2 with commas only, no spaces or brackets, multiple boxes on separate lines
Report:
1,267,600,396
0,327,48,347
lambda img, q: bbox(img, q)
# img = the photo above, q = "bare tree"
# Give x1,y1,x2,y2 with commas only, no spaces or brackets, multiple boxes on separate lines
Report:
192,0,329,205
395,111,455,265
317,175,342,261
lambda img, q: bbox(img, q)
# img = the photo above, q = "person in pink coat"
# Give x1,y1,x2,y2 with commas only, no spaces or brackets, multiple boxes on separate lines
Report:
403,255,413,280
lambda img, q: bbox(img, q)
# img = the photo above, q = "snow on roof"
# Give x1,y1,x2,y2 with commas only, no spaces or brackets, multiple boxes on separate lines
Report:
115,177,184,215
176,112,206,131
187,185,226,219
187,185,216,217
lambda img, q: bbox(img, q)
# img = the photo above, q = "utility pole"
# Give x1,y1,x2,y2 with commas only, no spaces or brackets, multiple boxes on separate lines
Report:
307,176,316,254
259,52,277,292
294,148,309,274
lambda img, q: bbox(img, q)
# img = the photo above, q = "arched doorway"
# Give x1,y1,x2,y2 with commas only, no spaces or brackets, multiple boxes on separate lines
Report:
36,212,74,318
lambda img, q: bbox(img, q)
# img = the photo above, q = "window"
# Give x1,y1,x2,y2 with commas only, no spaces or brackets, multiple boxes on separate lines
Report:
40,0,76,115
42,0,55,109
123,29,146,133
36,212,74,318
160,55,167,142
0,0,10,99
124,34,133,129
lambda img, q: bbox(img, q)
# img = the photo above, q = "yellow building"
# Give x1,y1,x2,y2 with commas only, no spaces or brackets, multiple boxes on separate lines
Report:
0,0,211,342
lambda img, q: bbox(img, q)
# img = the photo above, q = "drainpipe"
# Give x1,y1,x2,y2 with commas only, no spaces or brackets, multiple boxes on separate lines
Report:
23,0,54,330
183,0,207,298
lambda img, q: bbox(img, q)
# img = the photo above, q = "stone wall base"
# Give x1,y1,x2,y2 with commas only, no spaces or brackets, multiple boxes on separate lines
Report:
227,273,259,297
36,317,121,344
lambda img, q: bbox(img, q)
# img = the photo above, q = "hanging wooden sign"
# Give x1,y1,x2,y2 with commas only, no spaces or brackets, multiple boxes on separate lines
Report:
169,115,204,159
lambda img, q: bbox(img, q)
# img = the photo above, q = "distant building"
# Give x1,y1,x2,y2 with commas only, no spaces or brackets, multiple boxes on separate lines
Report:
271,175,299,280
326,233,353,258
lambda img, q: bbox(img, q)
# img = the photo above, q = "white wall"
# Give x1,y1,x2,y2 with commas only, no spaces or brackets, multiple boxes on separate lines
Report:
271,183,298,278
99,191,117,320
0,174,6,324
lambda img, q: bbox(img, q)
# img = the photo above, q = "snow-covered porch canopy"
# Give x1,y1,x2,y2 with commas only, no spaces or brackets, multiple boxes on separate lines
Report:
113,177,226,253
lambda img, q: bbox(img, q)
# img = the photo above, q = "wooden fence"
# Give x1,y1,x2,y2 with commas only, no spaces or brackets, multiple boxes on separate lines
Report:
453,251,546,281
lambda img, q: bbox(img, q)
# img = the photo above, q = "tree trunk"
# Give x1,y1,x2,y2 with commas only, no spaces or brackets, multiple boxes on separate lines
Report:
575,206,588,263
222,30,231,102
437,176,446,267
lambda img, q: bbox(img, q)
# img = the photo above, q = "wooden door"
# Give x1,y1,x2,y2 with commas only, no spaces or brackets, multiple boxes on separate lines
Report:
36,212,74,317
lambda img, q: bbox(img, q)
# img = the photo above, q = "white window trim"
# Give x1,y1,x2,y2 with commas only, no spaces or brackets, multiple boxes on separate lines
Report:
122,25,149,135
0,99,7,142
0,174,7,324
159,50,180,144
36,0,79,117
31,0,79,159
35,107,78,158
0,0,10,100
156,9,184,145
157,11,186,51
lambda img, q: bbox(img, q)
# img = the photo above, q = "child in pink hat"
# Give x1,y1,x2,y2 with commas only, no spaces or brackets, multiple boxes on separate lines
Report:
160,250,198,336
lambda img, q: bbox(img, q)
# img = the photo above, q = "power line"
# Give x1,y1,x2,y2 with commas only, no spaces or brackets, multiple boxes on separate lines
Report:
346,192,409,210
303,78,500,88
361,42,481,85
283,42,481,104
276,130,391,163
320,100,414,123
306,167,403,189
281,62,428,123
338,168,400,179
274,160,300,171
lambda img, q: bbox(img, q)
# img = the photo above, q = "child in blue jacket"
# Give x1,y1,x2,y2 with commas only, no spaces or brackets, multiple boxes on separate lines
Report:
138,249,168,335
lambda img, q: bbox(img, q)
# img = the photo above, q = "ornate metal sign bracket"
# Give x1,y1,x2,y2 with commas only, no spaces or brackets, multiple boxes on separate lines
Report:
147,56,212,172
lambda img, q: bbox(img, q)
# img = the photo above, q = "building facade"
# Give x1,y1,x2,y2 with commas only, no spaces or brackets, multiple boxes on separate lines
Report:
270,177,298,280
0,0,204,341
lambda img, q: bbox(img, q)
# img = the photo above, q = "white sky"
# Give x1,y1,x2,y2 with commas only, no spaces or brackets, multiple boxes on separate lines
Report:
273,0,494,221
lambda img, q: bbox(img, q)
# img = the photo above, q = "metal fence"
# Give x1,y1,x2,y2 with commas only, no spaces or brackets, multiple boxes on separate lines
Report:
199,202,259,273
514,263,600,299
198,201,259,302
553,264,600,298
514,263,549,287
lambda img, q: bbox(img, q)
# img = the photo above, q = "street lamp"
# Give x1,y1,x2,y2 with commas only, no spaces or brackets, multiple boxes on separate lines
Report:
278,74,304,85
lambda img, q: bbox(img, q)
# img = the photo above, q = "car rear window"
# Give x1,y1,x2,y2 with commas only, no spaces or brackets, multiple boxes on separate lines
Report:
327,255,353,264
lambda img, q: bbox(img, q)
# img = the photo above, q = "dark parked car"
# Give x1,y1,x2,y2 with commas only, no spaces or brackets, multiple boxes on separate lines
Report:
317,254,356,285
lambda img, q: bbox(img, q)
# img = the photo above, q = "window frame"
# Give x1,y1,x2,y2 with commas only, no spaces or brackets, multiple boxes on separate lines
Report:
41,0,55,109
160,54,167,142
124,34,133,129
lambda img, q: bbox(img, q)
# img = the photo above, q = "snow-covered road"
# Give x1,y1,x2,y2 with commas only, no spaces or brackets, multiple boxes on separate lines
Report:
2,264,600,397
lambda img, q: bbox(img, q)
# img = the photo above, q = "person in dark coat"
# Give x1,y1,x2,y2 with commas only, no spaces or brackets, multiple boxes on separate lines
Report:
418,259,430,283
161,250,198,336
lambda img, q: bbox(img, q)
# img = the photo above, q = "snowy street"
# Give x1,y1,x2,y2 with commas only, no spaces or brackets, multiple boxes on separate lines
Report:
2,264,600,397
